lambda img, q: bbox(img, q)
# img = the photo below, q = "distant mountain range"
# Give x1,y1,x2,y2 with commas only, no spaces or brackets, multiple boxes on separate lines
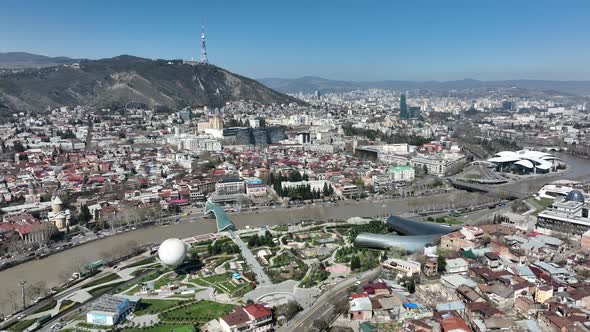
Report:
258,76,590,96
0,53,300,115
0,52,80,69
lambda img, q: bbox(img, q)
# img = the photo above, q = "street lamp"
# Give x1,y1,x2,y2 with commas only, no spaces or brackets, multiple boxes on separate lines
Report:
19,281,27,311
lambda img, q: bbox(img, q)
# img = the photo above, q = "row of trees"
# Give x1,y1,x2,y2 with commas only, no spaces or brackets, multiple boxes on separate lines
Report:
270,171,334,199
269,171,308,184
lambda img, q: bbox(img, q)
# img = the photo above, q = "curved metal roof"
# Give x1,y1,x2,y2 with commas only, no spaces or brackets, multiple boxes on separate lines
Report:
387,215,456,236
514,160,534,169
488,156,521,163
354,233,439,252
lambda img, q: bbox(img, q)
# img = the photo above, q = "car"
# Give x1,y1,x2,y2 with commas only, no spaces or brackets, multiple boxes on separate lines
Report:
354,281,361,286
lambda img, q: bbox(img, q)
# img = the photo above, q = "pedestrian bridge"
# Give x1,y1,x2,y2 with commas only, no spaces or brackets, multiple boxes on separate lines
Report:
204,200,237,232
449,178,528,199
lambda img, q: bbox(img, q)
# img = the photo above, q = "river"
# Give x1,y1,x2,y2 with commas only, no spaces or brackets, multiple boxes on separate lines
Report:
1,152,589,313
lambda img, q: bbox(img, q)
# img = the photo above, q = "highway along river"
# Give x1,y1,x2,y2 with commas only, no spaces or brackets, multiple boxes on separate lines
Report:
0,152,589,312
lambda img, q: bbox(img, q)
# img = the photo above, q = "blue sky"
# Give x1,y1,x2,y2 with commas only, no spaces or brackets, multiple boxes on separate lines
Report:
2,0,590,81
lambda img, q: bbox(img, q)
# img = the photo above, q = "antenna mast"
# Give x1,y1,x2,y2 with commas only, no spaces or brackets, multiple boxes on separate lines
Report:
201,17,208,64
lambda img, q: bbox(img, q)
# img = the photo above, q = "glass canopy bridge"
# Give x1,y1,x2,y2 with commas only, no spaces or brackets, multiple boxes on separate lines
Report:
204,199,237,232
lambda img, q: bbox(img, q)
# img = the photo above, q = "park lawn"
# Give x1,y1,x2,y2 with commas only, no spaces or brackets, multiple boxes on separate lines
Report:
76,322,110,329
201,272,233,283
273,225,289,232
527,197,554,215
192,278,209,287
464,174,482,180
7,319,35,332
160,300,234,323
231,283,252,297
219,280,241,292
124,284,142,295
88,281,125,297
134,299,186,316
59,299,76,312
153,272,179,289
191,272,246,295
83,273,120,288
122,324,195,332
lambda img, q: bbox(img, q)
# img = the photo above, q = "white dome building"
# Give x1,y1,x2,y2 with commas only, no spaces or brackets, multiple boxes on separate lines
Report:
158,238,187,267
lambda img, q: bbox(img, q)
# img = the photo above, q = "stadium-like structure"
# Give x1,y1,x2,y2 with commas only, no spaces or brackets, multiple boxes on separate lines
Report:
354,215,456,252
487,150,561,174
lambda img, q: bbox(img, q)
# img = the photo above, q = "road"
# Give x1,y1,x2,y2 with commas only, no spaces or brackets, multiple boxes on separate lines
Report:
280,267,382,332
0,269,111,330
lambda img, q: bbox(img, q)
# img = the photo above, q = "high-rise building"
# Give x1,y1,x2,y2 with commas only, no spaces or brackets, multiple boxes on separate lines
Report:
400,94,408,119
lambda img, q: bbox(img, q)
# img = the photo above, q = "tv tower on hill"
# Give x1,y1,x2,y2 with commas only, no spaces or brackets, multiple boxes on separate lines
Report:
201,18,208,64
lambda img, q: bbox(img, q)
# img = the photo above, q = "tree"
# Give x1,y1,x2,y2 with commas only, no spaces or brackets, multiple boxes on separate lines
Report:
272,301,301,321
313,320,329,331
350,255,361,271
13,141,26,152
78,205,92,225
322,182,330,197
437,255,447,274
354,178,365,187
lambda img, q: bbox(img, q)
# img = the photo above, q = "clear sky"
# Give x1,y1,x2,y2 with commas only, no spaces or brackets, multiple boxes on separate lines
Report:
2,0,590,81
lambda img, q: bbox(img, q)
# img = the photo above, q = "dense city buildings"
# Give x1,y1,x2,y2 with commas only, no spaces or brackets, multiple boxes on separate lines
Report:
2,4,590,329
1,81,590,332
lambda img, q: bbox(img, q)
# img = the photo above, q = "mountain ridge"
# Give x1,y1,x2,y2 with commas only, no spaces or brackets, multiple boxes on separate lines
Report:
0,52,79,69
258,76,590,96
0,54,301,116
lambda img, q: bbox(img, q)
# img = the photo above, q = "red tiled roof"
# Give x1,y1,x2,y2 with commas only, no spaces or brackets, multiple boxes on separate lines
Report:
2,213,43,235
440,317,471,332
351,292,369,299
243,304,271,319
221,307,249,326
